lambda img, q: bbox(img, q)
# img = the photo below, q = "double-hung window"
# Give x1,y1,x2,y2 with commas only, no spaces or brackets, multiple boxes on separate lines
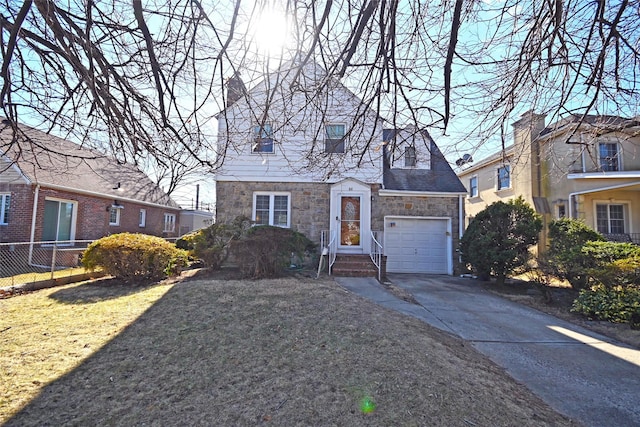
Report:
598,142,620,171
109,206,121,226
164,213,176,232
253,193,290,227
469,176,478,198
253,122,274,153
404,146,417,167
43,198,77,242
0,193,10,225
325,124,346,154
497,165,510,190
596,204,625,234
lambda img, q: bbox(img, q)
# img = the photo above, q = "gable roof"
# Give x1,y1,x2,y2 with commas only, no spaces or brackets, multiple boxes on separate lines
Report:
0,119,180,209
218,59,385,124
382,128,467,194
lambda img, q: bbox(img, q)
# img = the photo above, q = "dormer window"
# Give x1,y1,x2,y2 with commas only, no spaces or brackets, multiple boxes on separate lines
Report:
252,122,274,153
405,146,417,167
325,124,345,153
598,142,620,171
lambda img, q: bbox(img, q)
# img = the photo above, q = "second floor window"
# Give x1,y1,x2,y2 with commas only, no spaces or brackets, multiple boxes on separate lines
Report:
325,124,345,153
469,176,478,197
599,142,620,171
497,165,510,190
0,193,10,225
404,146,417,167
253,123,274,153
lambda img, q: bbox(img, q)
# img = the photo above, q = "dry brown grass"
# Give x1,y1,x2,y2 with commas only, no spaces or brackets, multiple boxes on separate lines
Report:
1,272,578,426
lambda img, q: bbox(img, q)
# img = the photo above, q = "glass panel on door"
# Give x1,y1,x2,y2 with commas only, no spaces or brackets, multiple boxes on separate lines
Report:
340,196,361,246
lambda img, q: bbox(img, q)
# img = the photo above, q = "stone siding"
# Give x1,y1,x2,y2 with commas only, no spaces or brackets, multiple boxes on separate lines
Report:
372,188,463,274
216,181,331,244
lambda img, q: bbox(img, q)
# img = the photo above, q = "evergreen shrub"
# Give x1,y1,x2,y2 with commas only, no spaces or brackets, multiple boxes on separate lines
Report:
83,233,188,281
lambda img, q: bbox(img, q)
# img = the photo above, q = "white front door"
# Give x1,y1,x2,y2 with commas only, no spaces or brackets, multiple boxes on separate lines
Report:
330,179,371,254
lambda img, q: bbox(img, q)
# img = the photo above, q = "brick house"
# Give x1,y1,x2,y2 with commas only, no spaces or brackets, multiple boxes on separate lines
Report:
457,111,640,249
215,61,467,276
0,119,182,246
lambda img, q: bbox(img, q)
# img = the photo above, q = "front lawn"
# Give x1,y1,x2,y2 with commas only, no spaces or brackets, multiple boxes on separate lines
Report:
0,274,575,426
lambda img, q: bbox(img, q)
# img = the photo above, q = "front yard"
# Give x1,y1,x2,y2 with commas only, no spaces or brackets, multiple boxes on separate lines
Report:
0,273,576,426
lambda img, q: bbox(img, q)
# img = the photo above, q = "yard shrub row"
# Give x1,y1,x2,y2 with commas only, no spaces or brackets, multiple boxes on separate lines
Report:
230,225,316,279
83,233,188,281
176,216,251,269
571,284,640,326
178,216,316,279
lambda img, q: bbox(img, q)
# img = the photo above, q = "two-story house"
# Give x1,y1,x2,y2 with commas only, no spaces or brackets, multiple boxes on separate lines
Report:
458,111,640,247
214,61,467,276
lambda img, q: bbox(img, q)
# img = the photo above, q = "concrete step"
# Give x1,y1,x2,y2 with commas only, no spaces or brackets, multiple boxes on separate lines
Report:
331,255,378,277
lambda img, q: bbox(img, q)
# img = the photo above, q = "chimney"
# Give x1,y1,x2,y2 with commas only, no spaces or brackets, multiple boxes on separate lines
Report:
511,110,547,202
226,72,246,108
512,110,546,147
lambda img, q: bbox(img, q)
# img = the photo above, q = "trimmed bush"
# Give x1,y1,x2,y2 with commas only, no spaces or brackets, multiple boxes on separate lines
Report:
83,233,188,281
460,197,542,285
571,284,640,324
544,218,604,289
230,226,316,279
176,216,251,269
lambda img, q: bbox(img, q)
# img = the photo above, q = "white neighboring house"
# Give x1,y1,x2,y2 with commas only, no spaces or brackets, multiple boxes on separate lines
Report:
215,61,467,276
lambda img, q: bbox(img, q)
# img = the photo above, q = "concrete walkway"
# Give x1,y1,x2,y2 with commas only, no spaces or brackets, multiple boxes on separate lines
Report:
334,274,640,427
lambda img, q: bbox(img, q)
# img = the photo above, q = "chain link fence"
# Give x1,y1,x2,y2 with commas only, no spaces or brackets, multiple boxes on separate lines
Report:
0,240,94,288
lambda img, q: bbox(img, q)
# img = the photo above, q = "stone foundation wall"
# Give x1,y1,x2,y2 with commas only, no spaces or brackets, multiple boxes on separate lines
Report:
216,181,464,274
215,181,331,245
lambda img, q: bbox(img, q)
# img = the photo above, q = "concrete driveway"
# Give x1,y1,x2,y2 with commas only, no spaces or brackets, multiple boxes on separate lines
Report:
334,274,640,427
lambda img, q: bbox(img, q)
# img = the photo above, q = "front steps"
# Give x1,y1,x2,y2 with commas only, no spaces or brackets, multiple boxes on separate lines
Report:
331,254,378,278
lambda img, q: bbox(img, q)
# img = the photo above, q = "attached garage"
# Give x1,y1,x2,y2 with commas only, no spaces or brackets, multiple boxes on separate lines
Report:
384,216,452,274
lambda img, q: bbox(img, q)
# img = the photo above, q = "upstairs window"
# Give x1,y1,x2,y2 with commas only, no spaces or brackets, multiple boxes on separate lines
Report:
404,146,417,167
599,142,620,171
252,122,274,153
497,165,510,190
253,193,290,227
469,176,478,198
325,124,346,153
0,193,10,225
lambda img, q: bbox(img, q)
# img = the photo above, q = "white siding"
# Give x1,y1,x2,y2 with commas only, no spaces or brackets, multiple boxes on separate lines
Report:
0,157,29,184
216,63,384,184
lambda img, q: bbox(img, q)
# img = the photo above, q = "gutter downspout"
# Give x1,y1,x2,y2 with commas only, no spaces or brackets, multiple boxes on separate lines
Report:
28,184,40,265
459,194,464,239
458,194,464,266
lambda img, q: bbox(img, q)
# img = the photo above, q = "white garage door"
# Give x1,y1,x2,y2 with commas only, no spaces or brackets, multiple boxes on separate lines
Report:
384,217,450,274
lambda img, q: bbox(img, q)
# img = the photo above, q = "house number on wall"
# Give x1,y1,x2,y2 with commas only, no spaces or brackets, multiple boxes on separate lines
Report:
348,187,353,191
